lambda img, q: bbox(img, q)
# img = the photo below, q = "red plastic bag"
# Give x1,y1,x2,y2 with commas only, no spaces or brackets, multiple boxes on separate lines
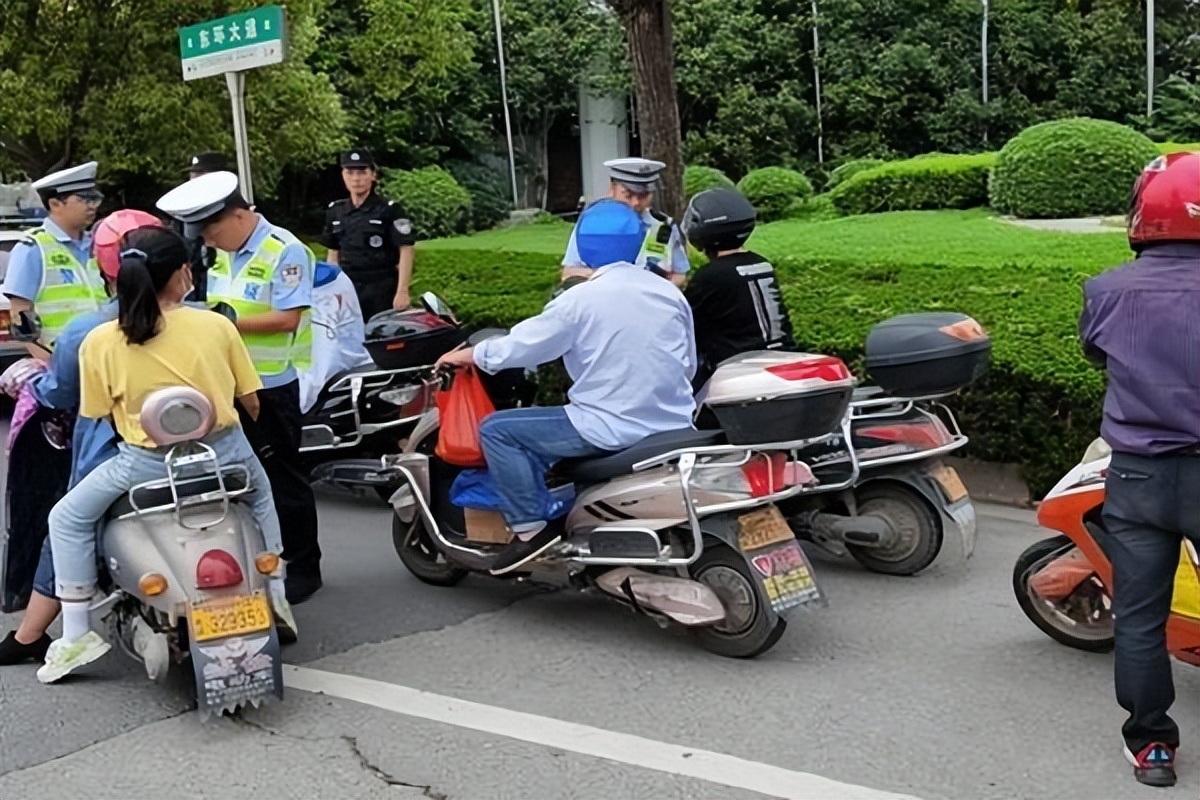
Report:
435,366,495,467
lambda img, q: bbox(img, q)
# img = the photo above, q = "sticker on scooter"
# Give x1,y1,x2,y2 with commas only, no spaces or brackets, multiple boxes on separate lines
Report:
749,539,825,613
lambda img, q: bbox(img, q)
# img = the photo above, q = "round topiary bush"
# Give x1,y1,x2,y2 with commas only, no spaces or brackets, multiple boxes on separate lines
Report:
446,159,513,232
827,158,888,190
736,166,814,222
989,118,1160,219
684,165,735,201
379,166,472,239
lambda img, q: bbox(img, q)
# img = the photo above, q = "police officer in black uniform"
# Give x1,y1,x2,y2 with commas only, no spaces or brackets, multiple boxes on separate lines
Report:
321,148,417,321
178,151,234,301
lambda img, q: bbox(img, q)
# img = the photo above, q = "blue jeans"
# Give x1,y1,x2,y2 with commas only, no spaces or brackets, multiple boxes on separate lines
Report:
49,428,282,601
477,407,609,527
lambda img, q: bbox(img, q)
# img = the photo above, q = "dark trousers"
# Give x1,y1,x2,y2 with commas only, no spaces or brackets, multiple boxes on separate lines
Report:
1103,450,1200,752
351,273,398,323
1,410,72,611
238,381,321,578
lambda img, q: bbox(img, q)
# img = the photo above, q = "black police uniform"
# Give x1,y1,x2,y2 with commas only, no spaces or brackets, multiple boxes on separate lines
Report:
321,194,416,321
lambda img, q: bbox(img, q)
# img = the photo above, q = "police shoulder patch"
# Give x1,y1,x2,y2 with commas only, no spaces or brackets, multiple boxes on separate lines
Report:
395,218,413,236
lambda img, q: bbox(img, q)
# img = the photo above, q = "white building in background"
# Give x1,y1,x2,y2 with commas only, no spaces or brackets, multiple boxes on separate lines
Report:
578,85,630,203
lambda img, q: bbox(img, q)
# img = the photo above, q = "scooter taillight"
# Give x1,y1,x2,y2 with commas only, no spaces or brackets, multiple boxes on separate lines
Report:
196,549,244,589
859,420,953,450
741,453,814,498
764,356,851,383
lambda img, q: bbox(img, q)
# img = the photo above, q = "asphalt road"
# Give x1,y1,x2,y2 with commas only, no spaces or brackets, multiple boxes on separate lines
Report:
1,485,1197,798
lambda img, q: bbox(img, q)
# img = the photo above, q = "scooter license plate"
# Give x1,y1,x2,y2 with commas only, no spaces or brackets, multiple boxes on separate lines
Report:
931,465,969,504
189,592,271,642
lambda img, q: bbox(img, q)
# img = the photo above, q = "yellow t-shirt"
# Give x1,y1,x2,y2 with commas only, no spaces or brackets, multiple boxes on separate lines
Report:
80,306,263,448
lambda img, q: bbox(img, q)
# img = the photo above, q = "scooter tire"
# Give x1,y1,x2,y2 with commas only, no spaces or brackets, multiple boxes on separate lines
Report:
1013,535,1114,653
393,512,470,587
845,484,942,576
688,545,786,659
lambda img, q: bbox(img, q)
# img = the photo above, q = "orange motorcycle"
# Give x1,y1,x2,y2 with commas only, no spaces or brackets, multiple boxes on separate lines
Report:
1012,438,1200,665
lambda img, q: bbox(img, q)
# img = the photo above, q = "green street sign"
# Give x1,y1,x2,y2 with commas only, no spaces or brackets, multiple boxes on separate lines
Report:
178,6,287,81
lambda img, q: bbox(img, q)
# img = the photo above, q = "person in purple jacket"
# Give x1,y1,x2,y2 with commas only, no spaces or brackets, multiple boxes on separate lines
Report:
1079,151,1200,788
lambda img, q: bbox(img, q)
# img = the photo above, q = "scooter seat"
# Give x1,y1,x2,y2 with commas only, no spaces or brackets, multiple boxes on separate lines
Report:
557,429,725,483
107,472,249,519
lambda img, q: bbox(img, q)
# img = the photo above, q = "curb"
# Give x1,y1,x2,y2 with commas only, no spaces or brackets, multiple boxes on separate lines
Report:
945,456,1032,509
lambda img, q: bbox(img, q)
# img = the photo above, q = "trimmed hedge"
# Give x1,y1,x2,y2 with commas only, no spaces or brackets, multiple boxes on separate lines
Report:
989,118,1160,219
418,210,1132,497
827,158,888,189
379,166,472,239
828,153,996,215
684,165,735,200
737,166,814,222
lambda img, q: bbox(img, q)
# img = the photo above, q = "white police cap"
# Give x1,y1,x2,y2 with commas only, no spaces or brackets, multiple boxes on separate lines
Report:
31,161,99,196
604,157,665,193
156,171,241,224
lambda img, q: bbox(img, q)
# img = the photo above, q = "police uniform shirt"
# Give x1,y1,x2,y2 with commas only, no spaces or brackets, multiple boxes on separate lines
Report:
1,218,94,301
320,193,416,280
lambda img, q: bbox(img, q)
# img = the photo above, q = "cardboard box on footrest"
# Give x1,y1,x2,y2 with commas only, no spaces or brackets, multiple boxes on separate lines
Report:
464,508,513,545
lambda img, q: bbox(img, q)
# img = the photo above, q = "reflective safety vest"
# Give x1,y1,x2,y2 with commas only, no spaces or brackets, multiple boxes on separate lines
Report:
29,229,106,346
637,211,674,274
208,232,314,378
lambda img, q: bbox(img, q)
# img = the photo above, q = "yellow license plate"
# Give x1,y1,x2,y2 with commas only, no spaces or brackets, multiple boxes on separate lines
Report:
737,505,796,551
931,465,969,503
190,592,271,642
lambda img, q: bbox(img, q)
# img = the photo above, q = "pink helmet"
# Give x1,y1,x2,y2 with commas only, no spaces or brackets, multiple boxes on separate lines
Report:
94,209,163,279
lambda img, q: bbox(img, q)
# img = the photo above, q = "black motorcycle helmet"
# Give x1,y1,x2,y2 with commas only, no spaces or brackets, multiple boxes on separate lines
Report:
682,187,757,254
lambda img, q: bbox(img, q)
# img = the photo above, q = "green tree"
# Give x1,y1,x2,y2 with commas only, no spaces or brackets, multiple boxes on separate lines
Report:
0,0,348,198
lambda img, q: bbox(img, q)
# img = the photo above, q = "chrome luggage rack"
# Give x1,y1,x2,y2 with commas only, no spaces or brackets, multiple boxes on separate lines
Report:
384,415,861,571
299,366,436,452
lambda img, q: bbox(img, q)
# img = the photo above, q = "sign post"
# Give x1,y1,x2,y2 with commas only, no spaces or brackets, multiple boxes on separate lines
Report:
178,6,288,205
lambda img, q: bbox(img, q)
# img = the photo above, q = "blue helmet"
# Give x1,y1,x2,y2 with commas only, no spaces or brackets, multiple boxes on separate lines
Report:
575,199,646,268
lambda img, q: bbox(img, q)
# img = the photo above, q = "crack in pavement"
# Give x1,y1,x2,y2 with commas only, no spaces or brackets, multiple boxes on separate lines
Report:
343,735,449,800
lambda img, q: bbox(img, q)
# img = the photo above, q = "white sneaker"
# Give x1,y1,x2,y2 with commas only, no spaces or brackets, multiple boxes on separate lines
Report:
36,631,112,684
268,581,299,643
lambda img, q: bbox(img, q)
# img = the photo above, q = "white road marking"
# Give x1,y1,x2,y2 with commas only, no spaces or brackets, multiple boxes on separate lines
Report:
285,665,920,800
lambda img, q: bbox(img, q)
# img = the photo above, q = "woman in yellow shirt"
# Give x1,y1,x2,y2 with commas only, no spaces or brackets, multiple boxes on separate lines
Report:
38,226,288,684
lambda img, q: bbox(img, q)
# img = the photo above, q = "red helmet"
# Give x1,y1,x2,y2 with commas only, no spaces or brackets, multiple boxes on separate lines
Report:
1127,151,1200,248
94,209,163,279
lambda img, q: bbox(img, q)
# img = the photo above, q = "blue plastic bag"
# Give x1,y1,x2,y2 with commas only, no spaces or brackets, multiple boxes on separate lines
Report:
450,469,574,520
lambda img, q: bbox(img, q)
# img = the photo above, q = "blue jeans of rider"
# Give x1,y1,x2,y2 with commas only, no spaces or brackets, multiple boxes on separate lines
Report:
49,427,282,601
1103,451,1200,754
478,407,609,528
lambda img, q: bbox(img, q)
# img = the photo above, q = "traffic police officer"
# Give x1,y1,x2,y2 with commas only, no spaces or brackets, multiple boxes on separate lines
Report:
321,148,417,321
562,158,690,288
157,171,323,604
178,152,236,301
1,162,106,348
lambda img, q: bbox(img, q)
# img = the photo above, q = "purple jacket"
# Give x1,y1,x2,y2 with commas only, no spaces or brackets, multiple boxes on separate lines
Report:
1079,243,1200,455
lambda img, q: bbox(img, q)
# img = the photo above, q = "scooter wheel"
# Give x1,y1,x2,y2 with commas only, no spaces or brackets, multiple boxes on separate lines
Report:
1013,535,1114,653
688,545,786,659
393,512,469,587
846,484,942,576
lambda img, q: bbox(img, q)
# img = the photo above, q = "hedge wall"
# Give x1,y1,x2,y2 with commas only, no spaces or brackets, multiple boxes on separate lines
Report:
828,153,997,215
417,210,1132,497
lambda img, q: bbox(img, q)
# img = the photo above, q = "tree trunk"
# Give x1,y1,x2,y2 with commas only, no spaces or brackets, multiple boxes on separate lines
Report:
610,0,685,219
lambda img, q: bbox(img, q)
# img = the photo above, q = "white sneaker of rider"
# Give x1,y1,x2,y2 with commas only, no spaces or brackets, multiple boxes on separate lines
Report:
36,631,112,684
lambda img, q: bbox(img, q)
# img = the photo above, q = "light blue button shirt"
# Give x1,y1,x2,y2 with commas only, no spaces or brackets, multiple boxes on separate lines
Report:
1,218,94,302
29,300,120,487
562,208,690,276
210,215,313,390
473,263,697,451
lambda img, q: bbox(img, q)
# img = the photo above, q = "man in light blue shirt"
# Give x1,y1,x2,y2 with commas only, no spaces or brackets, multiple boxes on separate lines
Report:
561,158,690,288
437,199,697,575
157,172,322,604
1,161,105,348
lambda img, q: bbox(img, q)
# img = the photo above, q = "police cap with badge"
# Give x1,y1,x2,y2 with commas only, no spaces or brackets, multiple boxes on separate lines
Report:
605,157,665,196
184,152,233,175
32,161,104,204
156,171,244,238
340,148,377,171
